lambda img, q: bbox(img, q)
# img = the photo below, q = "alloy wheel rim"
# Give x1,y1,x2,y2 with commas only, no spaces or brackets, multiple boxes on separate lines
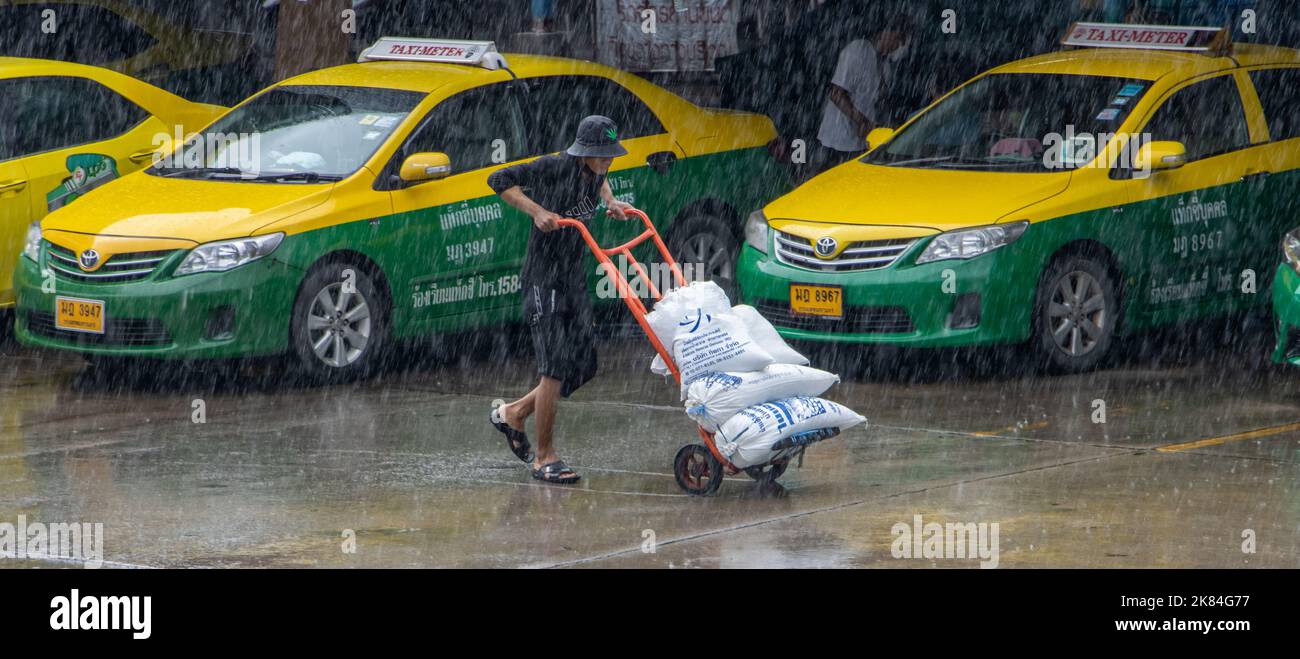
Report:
1047,270,1106,357
306,282,372,368
679,231,733,284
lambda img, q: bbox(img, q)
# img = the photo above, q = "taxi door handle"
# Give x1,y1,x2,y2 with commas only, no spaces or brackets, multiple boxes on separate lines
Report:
0,179,27,193
646,151,677,175
128,149,158,164
1240,170,1270,182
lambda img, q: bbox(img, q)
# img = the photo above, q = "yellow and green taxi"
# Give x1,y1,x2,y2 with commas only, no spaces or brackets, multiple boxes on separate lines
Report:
14,38,786,378
0,57,222,321
739,23,1300,371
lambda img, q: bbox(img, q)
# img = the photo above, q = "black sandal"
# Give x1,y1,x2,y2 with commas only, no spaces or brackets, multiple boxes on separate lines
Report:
490,402,533,463
532,460,580,484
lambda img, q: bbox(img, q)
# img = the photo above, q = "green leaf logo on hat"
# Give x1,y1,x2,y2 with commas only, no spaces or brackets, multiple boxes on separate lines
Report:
567,115,629,158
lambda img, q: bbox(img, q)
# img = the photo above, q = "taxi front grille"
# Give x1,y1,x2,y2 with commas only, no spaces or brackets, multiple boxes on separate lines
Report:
774,231,914,272
753,300,914,334
25,311,171,347
45,243,176,283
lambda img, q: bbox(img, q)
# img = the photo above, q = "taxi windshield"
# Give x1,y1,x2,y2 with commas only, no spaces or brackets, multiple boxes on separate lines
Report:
149,85,423,182
864,73,1150,172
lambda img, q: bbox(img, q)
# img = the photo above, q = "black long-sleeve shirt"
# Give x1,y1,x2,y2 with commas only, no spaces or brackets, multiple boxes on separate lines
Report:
488,154,605,296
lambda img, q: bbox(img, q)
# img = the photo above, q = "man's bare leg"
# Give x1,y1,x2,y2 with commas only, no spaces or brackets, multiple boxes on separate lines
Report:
529,376,564,469
500,384,541,432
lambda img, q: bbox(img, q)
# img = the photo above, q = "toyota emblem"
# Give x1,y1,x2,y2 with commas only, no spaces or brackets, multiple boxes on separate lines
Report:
79,249,100,270
815,236,838,258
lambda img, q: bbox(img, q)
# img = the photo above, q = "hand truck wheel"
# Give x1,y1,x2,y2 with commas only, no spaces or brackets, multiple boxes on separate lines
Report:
674,444,724,496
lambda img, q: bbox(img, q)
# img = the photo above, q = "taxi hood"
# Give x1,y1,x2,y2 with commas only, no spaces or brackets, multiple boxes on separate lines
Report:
765,160,1070,234
39,172,335,244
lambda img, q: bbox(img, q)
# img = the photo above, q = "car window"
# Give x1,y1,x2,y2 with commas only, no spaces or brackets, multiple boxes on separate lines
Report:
152,84,423,181
396,82,528,175
0,83,16,161
1143,75,1250,162
1,76,149,160
1248,68,1300,142
863,73,1151,171
523,75,665,154
0,3,156,64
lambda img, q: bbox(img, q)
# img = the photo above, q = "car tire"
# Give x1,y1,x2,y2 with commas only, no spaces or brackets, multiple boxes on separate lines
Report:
668,212,738,300
290,261,388,382
0,309,13,347
1033,255,1118,373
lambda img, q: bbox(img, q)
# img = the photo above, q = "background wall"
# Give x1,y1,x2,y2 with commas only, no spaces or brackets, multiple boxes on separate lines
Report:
0,0,1294,118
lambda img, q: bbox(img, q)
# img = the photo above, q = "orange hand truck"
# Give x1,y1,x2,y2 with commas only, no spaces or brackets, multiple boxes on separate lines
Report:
557,208,793,495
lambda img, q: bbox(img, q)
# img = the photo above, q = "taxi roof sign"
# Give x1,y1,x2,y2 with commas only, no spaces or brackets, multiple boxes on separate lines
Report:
1061,22,1230,54
358,37,510,70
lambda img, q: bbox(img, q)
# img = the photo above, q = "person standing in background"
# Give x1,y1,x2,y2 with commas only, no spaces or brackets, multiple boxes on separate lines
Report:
811,12,912,176
532,0,556,33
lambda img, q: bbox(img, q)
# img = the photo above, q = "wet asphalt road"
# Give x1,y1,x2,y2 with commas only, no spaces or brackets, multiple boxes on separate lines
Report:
2,317,1298,569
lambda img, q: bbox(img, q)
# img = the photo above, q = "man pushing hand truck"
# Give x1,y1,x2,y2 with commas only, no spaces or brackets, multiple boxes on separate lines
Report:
487,115,635,485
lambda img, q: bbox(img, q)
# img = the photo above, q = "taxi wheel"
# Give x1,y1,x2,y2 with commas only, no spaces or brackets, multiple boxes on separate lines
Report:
1033,256,1117,373
0,309,12,346
290,262,388,381
669,214,738,299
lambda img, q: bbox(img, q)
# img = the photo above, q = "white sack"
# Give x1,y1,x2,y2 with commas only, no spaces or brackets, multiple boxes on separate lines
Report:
672,309,774,389
730,304,808,366
684,364,840,432
716,396,865,468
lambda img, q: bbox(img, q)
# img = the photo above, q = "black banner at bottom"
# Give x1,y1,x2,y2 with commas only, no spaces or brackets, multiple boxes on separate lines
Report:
2,568,1290,646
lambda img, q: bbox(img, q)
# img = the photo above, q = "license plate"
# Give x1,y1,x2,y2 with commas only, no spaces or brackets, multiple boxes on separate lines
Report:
790,284,843,318
55,296,105,334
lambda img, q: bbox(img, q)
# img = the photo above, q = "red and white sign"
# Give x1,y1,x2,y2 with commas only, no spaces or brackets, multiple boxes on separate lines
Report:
358,37,508,70
1061,22,1227,52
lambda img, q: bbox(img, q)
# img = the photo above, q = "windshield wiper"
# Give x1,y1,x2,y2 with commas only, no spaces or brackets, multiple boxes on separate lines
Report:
932,156,1038,168
881,155,960,167
154,168,341,183
247,172,342,183
154,166,246,178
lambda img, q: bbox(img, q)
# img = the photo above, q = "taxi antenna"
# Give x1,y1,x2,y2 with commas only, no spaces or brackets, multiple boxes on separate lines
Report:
482,51,516,79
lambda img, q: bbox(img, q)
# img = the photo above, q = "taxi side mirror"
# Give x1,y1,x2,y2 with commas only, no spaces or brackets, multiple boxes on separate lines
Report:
400,152,452,183
1135,141,1186,175
866,127,895,151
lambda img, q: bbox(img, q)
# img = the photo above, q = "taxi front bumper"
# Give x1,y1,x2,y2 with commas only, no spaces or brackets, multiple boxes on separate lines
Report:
735,241,1038,348
13,249,298,360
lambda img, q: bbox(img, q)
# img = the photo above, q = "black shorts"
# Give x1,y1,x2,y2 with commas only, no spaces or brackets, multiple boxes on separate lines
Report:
523,284,597,398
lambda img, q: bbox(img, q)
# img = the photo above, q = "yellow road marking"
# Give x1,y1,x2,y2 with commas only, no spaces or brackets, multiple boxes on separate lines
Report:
972,420,1050,437
1157,422,1300,452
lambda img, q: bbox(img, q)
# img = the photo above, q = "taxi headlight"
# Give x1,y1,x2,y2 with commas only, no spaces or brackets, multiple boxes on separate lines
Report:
745,210,770,254
915,222,1028,264
22,222,42,262
1283,230,1300,274
174,233,284,276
